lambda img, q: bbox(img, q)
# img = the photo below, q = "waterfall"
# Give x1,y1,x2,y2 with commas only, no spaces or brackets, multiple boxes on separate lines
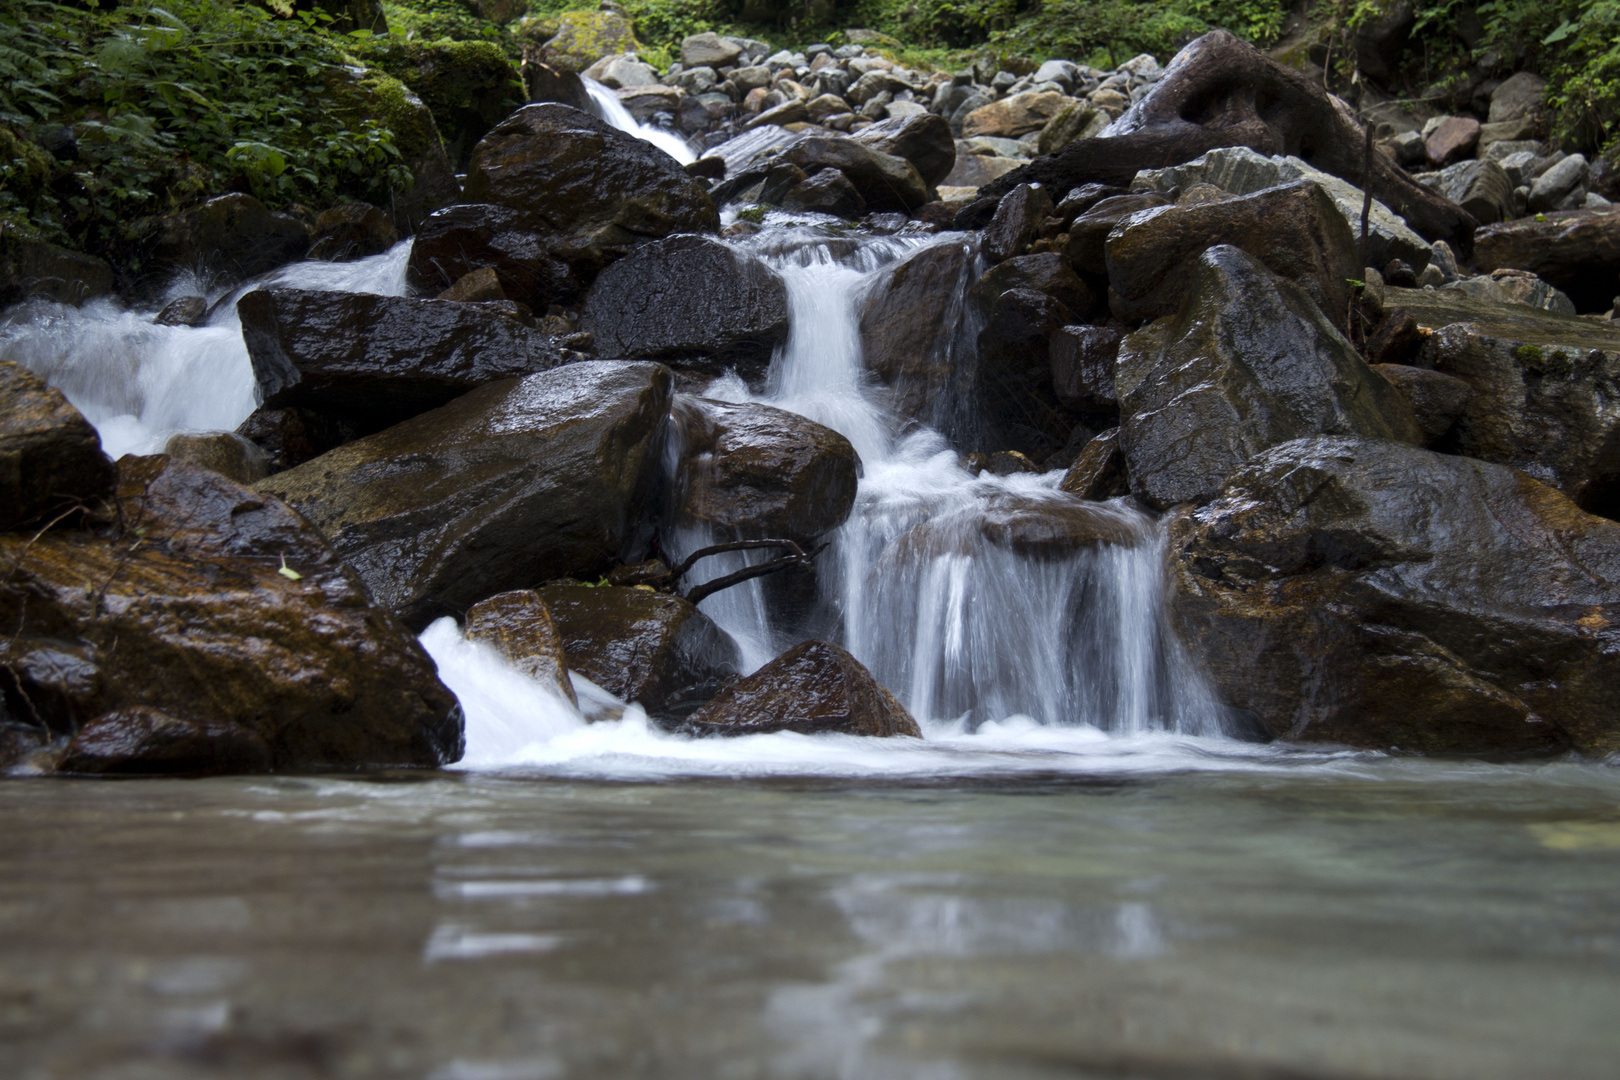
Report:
0,241,412,459
583,78,697,165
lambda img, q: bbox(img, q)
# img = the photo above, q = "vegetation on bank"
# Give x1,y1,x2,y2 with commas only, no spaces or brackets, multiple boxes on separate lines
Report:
4,0,1620,277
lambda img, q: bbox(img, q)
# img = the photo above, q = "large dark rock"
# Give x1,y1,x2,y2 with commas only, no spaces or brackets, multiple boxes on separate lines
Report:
1168,436,1620,756
1371,363,1472,445
1474,209,1620,313
780,136,930,214
969,31,1476,254
580,235,788,378
537,585,740,718
971,253,1091,320
976,287,1079,460
307,202,398,262
781,168,866,219
145,194,309,285
1049,325,1123,416
0,456,462,773
405,203,580,310
465,589,577,706
239,288,573,434
857,239,979,432
982,183,1053,264
851,112,956,187
0,234,114,307
679,639,921,738
1063,192,1172,275
256,361,672,627
0,361,116,531
461,103,719,280
1104,180,1360,330
672,396,860,547
1117,246,1420,509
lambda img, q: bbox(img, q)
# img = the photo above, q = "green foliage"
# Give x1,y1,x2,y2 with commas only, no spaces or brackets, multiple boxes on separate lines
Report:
381,0,518,53
0,0,416,259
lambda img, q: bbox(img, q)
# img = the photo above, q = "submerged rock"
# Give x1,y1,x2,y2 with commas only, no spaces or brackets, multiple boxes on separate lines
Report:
0,360,116,531
581,235,788,378
239,287,572,434
1117,246,1419,509
466,590,578,707
257,361,672,627
537,585,740,718
0,456,462,773
1169,436,1620,756
679,639,921,738
673,396,860,547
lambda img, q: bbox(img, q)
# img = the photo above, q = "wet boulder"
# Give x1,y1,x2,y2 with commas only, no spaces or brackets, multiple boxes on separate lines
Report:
461,104,719,280
851,112,956,187
976,287,1079,460
537,585,739,718
983,183,1054,264
162,431,270,486
307,201,398,262
971,253,1092,320
1473,209,1620,313
781,136,929,214
679,639,921,738
144,194,309,286
465,590,577,706
672,396,860,547
1168,436,1620,756
976,491,1143,555
0,456,462,773
0,234,114,307
238,288,573,435
1064,193,1172,275
406,203,581,310
257,361,672,628
1049,325,1123,416
1104,180,1360,331
857,239,979,431
581,234,788,379
1370,364,1472,445
1388,286,1620,517
961,91,1074,139
1117,246,1420,510
781,168,866,219
0,360,116,531
1060,428,1129,500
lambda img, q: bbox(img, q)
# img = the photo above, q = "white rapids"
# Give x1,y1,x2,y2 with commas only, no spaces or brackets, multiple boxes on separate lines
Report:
583,77,697,164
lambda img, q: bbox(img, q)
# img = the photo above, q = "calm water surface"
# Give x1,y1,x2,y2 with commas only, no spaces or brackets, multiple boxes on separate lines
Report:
4,752,1619,1079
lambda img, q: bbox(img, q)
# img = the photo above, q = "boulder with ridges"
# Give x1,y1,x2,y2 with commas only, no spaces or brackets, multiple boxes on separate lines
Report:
0,361,116,531
581,235,788,379
537,585,740,718
0,456,462,773
679,639,920,738
851,112,956,187
256,361,672,628
1117,246,1420,509
1168,436,1620,756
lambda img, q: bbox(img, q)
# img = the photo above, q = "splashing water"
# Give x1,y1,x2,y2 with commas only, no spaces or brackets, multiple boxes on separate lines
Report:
583,78,697,165
0,241,412,458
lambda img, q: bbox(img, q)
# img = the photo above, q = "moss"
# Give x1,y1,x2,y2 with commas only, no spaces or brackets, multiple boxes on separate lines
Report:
354,71,440,167
541,10,643,72
1516,344,1546,365
366,38,524,150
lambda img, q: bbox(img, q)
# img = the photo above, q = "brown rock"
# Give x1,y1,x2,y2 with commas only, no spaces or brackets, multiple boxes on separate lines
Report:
1474,209,1620,313
1372,364,1472,444
436,266,506,302
465,590,577,707
0,360,116,531
983,183,1054,264
850,111,956,187
1060,428,1129,500
163,431,270,486
537,585,739,717
1425,116,1481,168
680,640,921,738
1064,193,1172,275
1049,326,1122,414
58,707,273,776
858,240,979,430
153,296,208,327
962,91,1075,139
308,201,398,262
971,253,1092,319
1364,308,1423,366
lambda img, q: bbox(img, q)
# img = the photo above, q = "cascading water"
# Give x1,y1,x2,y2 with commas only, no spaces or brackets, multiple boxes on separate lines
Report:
582,77,697,165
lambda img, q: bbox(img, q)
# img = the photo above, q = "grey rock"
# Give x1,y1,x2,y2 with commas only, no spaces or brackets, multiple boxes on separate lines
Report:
1488,71,1548,124
1529,153,1590,214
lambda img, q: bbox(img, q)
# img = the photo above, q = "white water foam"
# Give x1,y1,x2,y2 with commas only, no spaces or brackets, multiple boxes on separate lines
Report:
583,77,697,165
0,241,412,458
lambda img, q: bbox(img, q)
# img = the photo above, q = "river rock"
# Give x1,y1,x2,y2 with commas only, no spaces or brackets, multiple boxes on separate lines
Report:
1117,246,1420,509
976,287,1077,459
0,455,461,773
307,201,398,262
1049,326,1122,415
1060,428,1129,500
782,168,867,218
1370,364,1472,444
672,396,859,547
257,361,671,627
522,57,592,112
1529,154,1590,213
461,104,719,280
145,194,309,285
537,585,740,718
1425,116,1480,168
976,491,1142,555
679,639,921,738
580,235,788,379
0,234,114,307
1104,180,1359,330
56,707,274,777
1038,100,1106,156
972,253,1091,318
1425,158,1514,225
857,239,978,431
983,183,1054,264
1387,287,1620,517
1168,435,1620,756
162,431,270,486
781,136,929,213
238,288,572,434
465,590,577,706
1474,209,1620,312
1065,193,1172,275
1490,71,1547,123
681,32,742,69
0,360,116,531
962,91,1073,139
406,203,580,309
851,112,956,187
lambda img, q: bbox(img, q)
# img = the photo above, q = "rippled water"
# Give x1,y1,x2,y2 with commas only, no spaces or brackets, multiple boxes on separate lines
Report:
4,761,1618,1079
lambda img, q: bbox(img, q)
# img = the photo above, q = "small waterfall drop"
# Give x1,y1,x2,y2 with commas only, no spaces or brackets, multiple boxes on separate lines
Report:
0,241,412,458
583,78,697,164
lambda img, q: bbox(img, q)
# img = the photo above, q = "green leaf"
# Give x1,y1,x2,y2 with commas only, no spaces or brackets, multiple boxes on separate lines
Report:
1543,19,1578,44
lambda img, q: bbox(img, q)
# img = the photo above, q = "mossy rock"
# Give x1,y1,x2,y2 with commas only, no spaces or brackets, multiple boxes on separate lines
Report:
367,39,525,169
345,69,462,231
541,11,642,74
